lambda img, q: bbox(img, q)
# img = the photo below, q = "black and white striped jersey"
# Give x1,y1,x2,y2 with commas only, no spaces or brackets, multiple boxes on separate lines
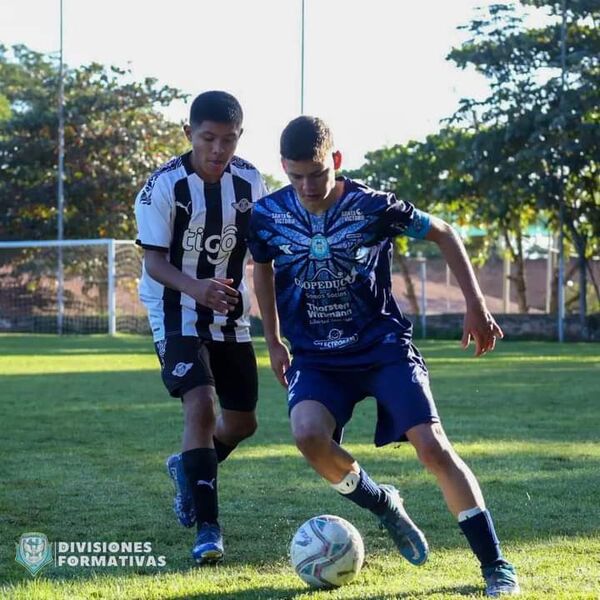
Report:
135,151,268,343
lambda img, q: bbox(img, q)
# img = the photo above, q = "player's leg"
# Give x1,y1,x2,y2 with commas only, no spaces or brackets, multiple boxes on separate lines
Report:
374,347,518,596
288,366,427,566
371,355,483,516
213,409,257,461
406,422,519,596
156,335,223,563
209,341,259,462
406,422,483,516
291,398,392,516
180,384,224,565
290,399,357,481
157,336,198,528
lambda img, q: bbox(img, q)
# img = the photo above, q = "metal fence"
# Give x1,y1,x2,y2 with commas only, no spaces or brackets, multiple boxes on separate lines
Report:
0,239,597,337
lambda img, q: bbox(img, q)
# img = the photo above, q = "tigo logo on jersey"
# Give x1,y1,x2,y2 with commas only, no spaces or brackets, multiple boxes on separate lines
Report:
172,362,193,377
182,224,238,264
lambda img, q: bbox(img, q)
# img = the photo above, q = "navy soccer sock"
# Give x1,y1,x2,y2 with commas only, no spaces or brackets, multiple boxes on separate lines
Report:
336,469,388,516
182,448,218,528
213,437,236,463
458,509,504,568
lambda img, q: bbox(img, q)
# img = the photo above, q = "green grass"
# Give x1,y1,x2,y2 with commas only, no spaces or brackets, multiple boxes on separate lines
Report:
0,335,599,599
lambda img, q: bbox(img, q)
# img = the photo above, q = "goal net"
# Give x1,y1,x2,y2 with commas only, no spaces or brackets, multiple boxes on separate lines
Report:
0,239,149,335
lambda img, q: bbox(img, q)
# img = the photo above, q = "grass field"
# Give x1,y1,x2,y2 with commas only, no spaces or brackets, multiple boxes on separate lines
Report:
0,334,599,599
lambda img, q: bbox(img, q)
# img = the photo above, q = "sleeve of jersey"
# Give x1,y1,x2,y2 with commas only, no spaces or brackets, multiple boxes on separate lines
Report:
375,193,432,239
134,178,173,252
247,206,277,263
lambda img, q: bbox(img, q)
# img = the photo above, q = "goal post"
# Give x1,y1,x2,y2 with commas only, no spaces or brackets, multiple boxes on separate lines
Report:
0,239,148,336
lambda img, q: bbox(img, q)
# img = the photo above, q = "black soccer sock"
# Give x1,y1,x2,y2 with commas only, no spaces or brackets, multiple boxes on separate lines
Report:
459,509,504,568
213,436,236,463
182,448,218,527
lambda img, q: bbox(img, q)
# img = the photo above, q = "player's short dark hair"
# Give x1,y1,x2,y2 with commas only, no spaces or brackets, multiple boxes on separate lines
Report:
280,116,334,161
189,91,243,128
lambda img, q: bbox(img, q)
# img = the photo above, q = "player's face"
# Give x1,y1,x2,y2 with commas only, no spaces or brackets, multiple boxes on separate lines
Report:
184,121,242,183
282,151,342,210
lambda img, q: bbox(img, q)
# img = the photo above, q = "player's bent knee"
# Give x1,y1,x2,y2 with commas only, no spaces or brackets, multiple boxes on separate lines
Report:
293,425,330,457
416,440,456,474
182,392,217,430
227,415,258,441
186,409,216,432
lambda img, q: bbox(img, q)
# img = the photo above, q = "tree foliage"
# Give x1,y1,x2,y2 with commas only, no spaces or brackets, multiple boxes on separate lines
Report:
350,1,598,322
0,44,189,241
449,0,600,318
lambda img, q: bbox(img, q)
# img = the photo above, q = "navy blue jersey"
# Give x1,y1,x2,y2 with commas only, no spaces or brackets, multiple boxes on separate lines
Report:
247,178,431,367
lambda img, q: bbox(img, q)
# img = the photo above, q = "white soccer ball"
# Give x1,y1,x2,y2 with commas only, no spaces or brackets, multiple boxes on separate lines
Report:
290,514,365,588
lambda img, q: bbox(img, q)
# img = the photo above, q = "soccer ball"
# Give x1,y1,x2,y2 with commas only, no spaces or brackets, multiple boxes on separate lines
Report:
290,514,365,588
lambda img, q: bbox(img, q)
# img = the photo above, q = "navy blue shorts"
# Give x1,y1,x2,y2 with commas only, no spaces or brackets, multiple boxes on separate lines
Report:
286,346,439,447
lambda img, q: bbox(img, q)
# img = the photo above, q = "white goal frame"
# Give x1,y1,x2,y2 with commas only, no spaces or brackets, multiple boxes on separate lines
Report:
0,238,136,335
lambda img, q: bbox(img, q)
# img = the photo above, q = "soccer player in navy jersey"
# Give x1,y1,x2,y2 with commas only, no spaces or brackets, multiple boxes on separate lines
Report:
248,116,519,596
134,91,268,565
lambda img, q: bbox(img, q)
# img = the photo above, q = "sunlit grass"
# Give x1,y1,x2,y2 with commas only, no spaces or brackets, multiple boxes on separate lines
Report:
1,335,599,599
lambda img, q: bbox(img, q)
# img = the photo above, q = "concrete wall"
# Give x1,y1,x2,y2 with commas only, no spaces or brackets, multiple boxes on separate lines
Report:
409,312,600,342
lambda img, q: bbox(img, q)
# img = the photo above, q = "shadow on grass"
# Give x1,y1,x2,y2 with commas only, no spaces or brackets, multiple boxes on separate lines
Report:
174,584,483,599
154,587,307,600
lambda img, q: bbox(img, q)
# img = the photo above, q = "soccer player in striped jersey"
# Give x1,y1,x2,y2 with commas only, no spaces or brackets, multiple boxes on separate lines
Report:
134,91,267,565
248,116,519,596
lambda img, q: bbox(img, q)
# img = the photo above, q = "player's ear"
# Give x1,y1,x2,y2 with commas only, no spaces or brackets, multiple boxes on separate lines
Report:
281,158,289,174
332,151,342,170
183,124,192,142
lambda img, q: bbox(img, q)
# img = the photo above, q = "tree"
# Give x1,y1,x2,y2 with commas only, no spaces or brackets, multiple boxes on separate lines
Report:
263,173,284,193
449,1,600,329
345,130,465,314
0,44,189,242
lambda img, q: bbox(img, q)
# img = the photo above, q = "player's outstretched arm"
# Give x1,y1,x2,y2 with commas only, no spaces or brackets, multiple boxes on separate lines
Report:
144,250,239,315
253,261,291,387
424,216,504,357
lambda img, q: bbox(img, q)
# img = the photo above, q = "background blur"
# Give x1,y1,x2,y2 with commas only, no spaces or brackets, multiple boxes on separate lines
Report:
1,0,598,340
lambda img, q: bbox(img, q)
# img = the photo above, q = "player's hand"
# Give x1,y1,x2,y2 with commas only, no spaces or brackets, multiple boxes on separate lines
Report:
462,302,504,357
185,278,239,314
267,339,291,387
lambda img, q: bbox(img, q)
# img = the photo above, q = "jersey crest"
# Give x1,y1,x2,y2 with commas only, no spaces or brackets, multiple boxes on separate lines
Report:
232,197,253,213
